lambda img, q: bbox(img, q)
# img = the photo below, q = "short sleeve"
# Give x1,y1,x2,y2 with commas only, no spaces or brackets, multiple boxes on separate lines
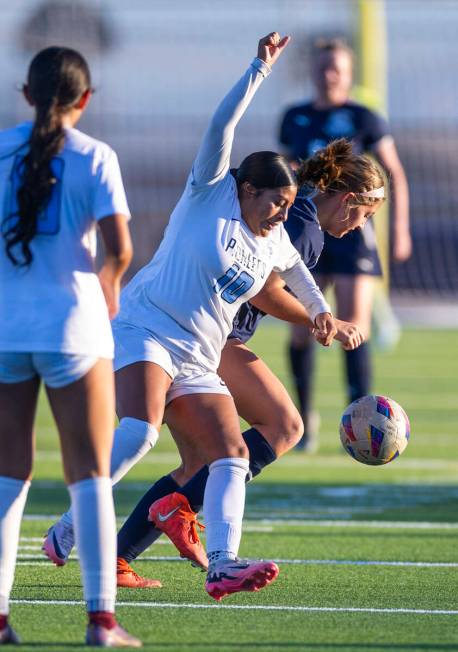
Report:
362,108,391,151
93,149,130,222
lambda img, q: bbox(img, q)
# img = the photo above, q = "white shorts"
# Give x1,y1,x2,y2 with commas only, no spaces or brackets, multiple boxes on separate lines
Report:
113,322,230,405
0,352,98,388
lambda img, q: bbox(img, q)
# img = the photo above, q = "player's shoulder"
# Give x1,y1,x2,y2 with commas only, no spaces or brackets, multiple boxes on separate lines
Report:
291,189,319,222
0,122,31,155
286,191,320,241
344,100,384,121
63,127,116,163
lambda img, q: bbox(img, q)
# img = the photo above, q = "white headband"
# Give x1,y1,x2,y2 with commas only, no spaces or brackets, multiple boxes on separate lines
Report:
358,187,385,199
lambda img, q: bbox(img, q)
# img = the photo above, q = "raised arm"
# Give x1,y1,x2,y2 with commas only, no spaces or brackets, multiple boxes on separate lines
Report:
191,32,290,188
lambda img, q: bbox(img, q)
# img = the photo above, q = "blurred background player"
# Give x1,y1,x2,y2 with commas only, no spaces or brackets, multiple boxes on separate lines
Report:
279,37,411,451
0,47,140,647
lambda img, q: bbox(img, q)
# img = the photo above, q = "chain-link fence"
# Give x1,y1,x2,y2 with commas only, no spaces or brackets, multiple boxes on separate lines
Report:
1,0,457,295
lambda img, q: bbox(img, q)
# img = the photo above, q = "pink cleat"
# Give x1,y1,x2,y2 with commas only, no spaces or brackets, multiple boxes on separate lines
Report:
86,623,142,648
205,558,279,601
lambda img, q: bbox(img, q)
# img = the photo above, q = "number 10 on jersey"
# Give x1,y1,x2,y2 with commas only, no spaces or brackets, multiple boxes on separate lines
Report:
214,263,255,304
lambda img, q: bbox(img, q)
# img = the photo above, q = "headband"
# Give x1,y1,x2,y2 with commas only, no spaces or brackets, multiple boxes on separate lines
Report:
358,186,385,199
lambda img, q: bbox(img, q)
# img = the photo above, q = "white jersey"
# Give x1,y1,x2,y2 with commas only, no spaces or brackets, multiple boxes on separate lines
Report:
0,122,130,358
117,58,329,373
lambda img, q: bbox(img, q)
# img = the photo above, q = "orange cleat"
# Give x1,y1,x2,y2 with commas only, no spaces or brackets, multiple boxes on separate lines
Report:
148,492,208,570
116,558,162,589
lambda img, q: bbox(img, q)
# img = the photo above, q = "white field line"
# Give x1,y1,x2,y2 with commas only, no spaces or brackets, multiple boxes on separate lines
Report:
16,556,458,568
21,514,458,529
9,598,458,616
245,518,458,529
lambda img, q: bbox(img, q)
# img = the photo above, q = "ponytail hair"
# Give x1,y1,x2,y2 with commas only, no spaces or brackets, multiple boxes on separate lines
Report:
235,151,297,191
4,46,91,266
297,138,385,207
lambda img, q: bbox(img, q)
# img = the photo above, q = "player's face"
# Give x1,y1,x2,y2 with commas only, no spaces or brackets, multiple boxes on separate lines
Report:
242,186,297,237
329,200,377,238
312,50,353,100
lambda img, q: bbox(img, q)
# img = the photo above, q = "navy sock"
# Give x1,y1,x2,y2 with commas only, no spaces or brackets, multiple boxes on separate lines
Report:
344,342,371,403
180,427,277,512
243,427,277,479
117,473,179,563
288,342,315,418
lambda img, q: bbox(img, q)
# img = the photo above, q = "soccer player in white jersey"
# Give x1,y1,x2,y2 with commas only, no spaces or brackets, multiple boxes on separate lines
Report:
104,140,386,585
0,47,140,647
45,32,335,601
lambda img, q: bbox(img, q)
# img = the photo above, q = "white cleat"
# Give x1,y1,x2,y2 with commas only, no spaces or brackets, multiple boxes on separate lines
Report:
42,520,75,566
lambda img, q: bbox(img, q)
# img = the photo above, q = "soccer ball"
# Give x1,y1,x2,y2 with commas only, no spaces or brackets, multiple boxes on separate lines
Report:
339,395,410,466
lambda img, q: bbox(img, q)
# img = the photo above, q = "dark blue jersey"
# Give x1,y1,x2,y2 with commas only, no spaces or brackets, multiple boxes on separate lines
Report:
279,100,390,160
229,190,323,344
279,100,386,278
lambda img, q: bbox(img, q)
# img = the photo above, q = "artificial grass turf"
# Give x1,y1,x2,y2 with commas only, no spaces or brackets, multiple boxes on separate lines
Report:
11,325,458,650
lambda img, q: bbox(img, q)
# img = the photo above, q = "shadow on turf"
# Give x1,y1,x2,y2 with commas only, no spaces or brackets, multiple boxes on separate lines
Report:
141,645,458,650
14,644,458,651
25,482,458,524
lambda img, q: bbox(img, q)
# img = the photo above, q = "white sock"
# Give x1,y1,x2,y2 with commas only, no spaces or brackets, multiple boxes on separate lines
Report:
0,477,30,615
61,418,159,529
203,457,249,560
69,477,116,612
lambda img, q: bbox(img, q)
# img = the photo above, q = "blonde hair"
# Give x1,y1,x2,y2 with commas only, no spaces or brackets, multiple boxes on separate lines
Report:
311,37,354,63
296,139,386,207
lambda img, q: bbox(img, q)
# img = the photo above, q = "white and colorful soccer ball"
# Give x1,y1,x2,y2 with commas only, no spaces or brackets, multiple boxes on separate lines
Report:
339,395,410,466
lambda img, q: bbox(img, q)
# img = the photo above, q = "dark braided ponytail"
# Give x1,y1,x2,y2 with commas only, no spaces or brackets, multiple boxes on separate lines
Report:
4,47,91,266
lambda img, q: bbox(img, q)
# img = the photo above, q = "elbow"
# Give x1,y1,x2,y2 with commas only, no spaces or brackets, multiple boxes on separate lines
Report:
106,237,133,275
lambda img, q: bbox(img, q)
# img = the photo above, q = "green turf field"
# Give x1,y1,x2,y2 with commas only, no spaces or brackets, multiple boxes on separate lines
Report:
12,325,458,651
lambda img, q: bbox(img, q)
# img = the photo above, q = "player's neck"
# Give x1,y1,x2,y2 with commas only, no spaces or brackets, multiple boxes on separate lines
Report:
313,92,349,109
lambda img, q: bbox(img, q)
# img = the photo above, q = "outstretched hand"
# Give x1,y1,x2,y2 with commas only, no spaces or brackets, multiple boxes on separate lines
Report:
257,32,291,67
334,319,365,351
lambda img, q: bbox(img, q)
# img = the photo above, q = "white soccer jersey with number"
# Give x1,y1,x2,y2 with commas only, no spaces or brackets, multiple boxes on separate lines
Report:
0,122,130,358
117,58,329,373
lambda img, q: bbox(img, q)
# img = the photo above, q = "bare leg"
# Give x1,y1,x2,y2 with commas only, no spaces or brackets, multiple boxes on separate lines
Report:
0,377,39,480
46,359,115,483
0,378,39,620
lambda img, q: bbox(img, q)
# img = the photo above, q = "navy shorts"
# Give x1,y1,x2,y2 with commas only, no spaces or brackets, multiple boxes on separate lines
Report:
313,224,382,277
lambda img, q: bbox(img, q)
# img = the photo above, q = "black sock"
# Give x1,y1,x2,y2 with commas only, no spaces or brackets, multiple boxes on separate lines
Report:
288,342,315,418
179,427,277,512
117,473,179,563
344,342,371,403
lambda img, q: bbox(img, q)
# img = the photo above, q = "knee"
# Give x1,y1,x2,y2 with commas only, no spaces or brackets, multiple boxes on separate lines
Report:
276,408,304,453
115,417,159,452
263,404,304,456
